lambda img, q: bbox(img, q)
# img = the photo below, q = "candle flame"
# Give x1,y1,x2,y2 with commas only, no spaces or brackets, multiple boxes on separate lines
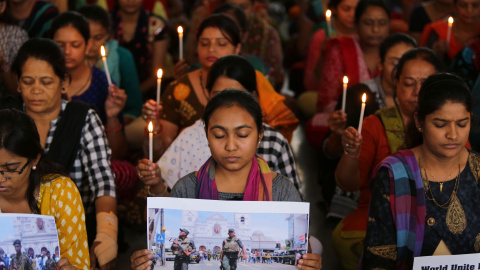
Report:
148,121,153,132
362,93,367,103
448,16,454,24
157,69,163,79
177,26,183,34
343,76,348,84
326,10,331,19
100,46,106,57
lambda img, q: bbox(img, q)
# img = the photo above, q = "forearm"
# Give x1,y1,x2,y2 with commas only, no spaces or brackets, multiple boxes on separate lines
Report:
95,195,117,214
335,154,360,191
105,116,128,159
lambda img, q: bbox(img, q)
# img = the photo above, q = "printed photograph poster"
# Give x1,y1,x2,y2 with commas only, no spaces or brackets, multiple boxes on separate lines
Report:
147,197,310,270
0,213,60,270
413,253,480,270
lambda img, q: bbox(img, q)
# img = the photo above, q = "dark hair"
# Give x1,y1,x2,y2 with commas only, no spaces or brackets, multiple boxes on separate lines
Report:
407,73,472,147
203,89,263,134
13,239,21,246
0,1,19,25
49,11,90,43
11,38,69,82
41,247,48,252
196,14,241,47
213,4,247,33
354,0,390,24
0,109,68,214
328,0,344,10
393,47,446,81
77,4,111,32
379,33,417,63
205,55,257,94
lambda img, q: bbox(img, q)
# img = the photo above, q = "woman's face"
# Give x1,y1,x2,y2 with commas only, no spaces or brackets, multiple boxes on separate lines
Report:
418,101,470,159
455,0,480,24
118,0,143,14
86,20,109,59
334,0,359,29
207,104,263,174
381,43,415,88
396,59,436,118
210,76,247,97
53,24,89,70
356,5,389,47
197,27,241,70
0,148,33,199
18,58,64,115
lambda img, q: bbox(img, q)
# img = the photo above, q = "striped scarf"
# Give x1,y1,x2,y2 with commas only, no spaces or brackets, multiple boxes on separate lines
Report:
196,155,273,201
371,149,426,269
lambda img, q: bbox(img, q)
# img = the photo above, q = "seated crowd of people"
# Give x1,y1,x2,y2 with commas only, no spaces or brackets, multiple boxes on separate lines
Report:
0,0,479,268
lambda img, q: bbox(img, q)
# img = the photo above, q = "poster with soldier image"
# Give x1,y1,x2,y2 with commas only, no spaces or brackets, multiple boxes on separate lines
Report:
0,214,60,270
147,197,309,270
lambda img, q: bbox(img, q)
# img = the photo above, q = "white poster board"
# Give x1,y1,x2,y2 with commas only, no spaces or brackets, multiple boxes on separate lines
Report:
414,253,480,270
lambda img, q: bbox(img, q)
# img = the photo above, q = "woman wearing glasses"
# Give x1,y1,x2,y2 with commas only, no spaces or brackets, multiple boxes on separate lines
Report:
0,108,89,269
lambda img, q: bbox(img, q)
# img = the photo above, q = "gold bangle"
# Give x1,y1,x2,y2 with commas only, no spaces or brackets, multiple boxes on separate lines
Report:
146,182,169,197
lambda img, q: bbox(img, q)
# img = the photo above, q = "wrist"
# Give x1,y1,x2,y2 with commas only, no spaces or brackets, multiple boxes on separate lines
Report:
145,124,162,135
344,150,359,159
146,181,169,197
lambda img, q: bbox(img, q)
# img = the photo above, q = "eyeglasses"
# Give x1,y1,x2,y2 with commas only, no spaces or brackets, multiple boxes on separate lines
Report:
0,162,30,180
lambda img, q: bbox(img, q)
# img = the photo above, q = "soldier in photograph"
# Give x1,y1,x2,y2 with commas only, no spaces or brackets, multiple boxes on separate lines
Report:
171,229,195,270
10,240,32,270
221,229,246,270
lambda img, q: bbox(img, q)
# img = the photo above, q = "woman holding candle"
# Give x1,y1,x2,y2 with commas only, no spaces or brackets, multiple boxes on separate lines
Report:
408,0,453,43
50,11,129,160
78,4,143,126
8,38,118,270
332,48,445,270
111,0,173,97
303,0,359,91
0,109,89,269
305,0,390,150
143,14,298,162
420,0,480,61
130,89,322,270
362,73,477,268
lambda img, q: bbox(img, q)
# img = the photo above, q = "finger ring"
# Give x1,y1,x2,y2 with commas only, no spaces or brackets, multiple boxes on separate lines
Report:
137,171,142,178
345,143,349,148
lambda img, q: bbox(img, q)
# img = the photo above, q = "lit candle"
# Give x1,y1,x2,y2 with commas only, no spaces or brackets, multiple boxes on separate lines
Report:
156,69,163,106
325,10,332,37
100,46,112,86
447,17,454,48
358,93,367,135
177,26,184,60
148,121,153,161
341,76,348,113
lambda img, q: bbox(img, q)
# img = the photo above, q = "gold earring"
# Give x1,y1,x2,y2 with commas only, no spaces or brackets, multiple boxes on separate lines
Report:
418,127,422,132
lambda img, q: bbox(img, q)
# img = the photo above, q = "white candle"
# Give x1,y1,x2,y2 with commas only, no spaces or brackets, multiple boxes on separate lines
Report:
358,93,367,135
156,69,163,106
148,121,153,161
177,26,184,60
341,76,348,113
100,46,112,86
447,17,454,49
325,10,332,37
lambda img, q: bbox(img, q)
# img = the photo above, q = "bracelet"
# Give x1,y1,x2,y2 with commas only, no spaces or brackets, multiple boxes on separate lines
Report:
104,124,123,133
144,124,162,135
146,182,169,197
344,150,359,159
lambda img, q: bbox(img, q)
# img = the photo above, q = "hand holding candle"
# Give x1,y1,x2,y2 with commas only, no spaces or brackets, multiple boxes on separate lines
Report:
357,93,367,135
148,121,153,161
325,10,332,37
341,76,348,114
156,69,163,106
177,26,184,60
446,17,454,47
100,45,112,86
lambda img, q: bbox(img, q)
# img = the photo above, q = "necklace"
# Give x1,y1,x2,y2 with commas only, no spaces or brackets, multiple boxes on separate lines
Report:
69,67,92,98
198,71,210,101
419,151,467,234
